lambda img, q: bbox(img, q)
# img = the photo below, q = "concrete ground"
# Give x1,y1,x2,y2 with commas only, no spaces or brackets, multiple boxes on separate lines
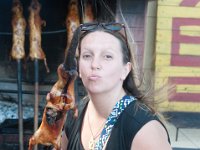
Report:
166,122,200,150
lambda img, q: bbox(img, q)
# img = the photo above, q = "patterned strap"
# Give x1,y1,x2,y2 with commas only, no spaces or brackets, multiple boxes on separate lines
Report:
94,95,135,150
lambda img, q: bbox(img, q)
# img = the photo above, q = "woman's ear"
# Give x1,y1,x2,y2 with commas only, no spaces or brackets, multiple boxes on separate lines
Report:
120,62,132,80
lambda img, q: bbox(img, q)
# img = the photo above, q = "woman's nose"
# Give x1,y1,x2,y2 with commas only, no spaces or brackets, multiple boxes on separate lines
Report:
91,57,101,70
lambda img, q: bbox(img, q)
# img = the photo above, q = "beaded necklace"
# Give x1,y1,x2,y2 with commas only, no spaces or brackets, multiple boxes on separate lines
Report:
92,95,135,150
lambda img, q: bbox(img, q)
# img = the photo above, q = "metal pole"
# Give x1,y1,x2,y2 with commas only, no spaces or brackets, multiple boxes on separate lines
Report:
34,59,39,150
0,89,48,95
17,59,24,150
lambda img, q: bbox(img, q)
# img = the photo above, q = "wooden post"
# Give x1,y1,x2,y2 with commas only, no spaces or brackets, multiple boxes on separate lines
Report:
143,0,157,88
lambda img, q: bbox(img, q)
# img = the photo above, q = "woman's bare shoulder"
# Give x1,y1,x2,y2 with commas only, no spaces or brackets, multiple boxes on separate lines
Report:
131,120,172,150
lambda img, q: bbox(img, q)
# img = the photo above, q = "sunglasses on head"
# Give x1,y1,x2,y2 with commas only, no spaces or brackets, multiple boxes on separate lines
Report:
80,22,125,31
79,22,129,48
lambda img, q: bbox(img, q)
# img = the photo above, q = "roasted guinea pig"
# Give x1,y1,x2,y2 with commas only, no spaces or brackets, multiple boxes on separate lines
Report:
28,0,49,72
65,0,80,57
28,64,78,150
28,0,46,60
11,0,26,60
82,0,94,23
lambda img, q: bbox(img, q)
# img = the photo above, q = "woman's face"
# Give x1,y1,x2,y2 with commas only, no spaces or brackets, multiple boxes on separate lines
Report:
79,31,131,94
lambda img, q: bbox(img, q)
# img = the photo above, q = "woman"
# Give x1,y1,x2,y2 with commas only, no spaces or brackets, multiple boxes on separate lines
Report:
61,23,172,150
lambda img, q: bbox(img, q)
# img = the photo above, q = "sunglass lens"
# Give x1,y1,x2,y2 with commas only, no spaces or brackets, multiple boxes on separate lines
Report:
104,23,122,31
81,24,97,31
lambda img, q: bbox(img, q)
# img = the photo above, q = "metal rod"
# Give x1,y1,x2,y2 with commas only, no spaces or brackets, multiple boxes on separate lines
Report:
34,59,39,150
0,78,56,84
0,89,48,95
17,59,24,150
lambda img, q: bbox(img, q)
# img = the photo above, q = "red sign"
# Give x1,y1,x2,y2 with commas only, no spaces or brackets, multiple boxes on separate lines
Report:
171,18,200,67
169,0,200,102
180,0,200,7
169,77,200,102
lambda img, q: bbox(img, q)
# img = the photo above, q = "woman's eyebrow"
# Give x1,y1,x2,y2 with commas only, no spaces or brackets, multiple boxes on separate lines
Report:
83,47,92,50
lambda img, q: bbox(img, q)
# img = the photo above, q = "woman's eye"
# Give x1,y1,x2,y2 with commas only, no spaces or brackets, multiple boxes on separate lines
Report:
104,55,113,60
82,54,91,59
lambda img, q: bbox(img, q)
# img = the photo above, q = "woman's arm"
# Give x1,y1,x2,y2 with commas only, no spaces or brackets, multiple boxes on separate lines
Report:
131,120,172,150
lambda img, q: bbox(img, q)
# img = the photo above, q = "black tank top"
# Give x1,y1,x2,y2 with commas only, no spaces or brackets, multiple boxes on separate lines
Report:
65,98,170,150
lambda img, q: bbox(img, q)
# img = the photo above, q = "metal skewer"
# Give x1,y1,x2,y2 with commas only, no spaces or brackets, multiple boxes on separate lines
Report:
33,59,39,150
17,59,24,150
34,59,39,134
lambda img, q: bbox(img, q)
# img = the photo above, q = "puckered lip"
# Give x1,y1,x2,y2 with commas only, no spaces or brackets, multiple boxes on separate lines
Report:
88,74,101,81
